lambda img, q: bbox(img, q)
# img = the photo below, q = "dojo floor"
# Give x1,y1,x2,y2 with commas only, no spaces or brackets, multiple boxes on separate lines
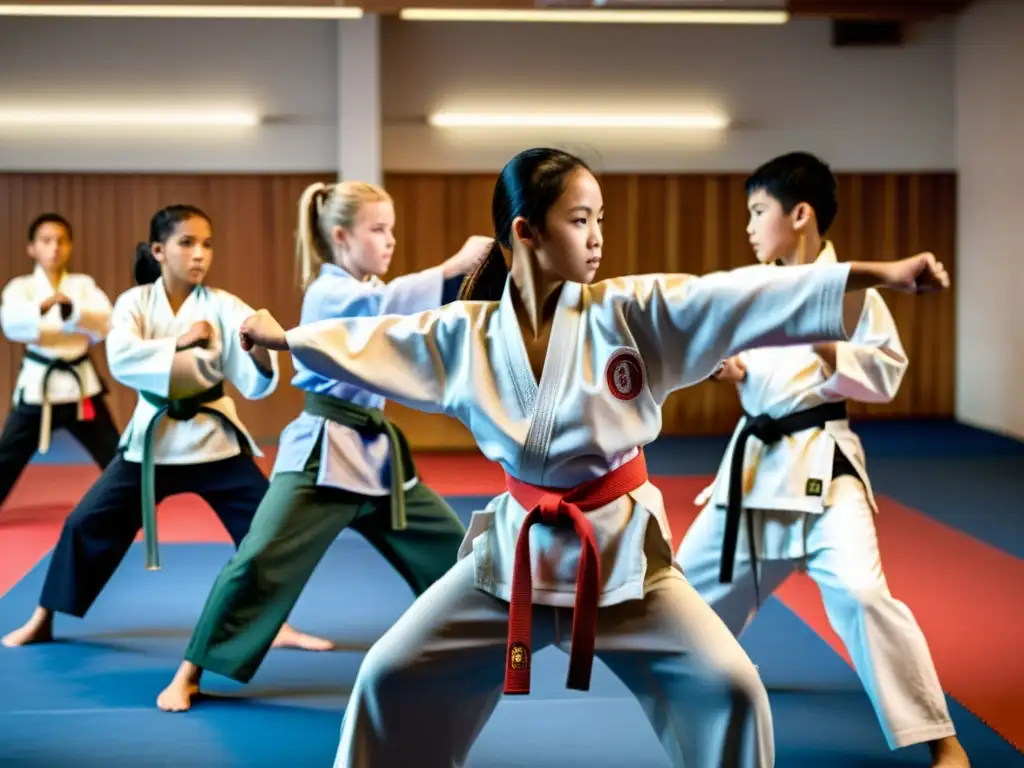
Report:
1,421,1022,767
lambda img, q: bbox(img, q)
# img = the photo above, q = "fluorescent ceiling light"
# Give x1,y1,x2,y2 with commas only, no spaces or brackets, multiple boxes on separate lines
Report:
0,4,363,19
0,109,261,127
401,8,787,24
429,112,729,130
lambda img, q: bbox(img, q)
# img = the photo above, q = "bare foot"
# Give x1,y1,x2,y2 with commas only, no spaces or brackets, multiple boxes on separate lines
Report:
2,607,53,647
271,623,335,651
930,736,970,767
157,662,202,713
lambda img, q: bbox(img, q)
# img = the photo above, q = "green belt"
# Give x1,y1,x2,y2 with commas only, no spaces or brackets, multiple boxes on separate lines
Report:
303,391,414,531
139,381,237,571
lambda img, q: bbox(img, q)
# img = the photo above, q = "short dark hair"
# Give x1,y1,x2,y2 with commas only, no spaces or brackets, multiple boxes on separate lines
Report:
745,152,838,235
458,147,591,302
27,213,72,242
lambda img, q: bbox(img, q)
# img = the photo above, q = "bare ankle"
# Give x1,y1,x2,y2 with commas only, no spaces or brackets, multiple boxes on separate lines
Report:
178,661,202,685
929,736,969,766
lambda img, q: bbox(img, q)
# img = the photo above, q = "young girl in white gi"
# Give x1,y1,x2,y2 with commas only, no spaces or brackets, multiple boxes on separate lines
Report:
2,204,306,649
156,181,491,712
676,152,969,767
238,147,950,768
0,213,120,510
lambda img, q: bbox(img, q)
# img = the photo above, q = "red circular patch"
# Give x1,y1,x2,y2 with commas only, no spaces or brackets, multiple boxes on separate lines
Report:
606,349,644,401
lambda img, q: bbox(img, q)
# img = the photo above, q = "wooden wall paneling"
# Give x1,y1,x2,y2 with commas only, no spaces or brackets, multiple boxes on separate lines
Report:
1,171,957,452
0,172,334,441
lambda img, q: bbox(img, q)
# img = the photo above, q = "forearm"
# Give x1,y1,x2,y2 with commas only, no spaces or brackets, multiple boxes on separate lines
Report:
168,358,212,398
69,306,112,342
284,312,449,413
841,262,898,337
845,262,893,292
378,266,446,314
247,346,274,377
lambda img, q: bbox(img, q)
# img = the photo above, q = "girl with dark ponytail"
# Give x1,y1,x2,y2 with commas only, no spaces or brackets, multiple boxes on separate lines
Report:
4,204,309,658
132,241,163,286
236,147,950,768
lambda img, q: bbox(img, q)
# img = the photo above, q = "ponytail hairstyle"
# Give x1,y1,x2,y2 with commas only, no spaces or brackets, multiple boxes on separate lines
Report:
133,243,163,285
133,204,212,286
295,180,392,290
458,147,591,302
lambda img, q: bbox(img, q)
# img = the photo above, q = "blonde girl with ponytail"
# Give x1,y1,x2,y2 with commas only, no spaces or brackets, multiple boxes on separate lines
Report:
157,180,492,712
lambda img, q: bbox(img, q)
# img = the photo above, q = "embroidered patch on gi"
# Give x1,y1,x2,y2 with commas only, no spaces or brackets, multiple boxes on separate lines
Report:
605,348,645,401
805,478,823,497
509,642,530,671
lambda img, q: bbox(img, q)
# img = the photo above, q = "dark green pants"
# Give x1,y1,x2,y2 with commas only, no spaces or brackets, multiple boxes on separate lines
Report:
184,465,466,683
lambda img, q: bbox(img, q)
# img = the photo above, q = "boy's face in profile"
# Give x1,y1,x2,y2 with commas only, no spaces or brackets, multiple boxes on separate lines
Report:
28,221,72,274
745,188,799,265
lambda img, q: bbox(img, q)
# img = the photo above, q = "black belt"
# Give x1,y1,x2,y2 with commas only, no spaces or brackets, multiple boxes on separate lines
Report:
22,349,91,454
720,401,848,603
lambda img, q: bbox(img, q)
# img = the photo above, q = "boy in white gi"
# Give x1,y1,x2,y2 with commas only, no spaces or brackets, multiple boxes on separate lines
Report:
0,213,119,510
239,147,950,768
3,204,306,650
157,181,491,712
676,152,969,767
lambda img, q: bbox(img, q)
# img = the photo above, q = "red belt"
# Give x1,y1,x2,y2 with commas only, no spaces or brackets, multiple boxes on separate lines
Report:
502,451,649,695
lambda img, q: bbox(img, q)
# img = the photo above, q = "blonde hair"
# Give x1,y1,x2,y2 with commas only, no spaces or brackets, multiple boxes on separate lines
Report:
295,180,392,289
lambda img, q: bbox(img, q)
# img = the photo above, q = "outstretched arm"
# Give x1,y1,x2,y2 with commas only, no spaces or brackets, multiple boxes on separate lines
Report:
240,307,459,414
311,236,493,318
308,268,445,322
629,252,946,400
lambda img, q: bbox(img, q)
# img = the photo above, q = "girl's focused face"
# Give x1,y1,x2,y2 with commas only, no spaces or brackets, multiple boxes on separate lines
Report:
526,168,604,285
153,215,213,287
335,200,396,279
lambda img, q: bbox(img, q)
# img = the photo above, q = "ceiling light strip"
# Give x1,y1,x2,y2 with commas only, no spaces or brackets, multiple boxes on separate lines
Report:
0,4,363,19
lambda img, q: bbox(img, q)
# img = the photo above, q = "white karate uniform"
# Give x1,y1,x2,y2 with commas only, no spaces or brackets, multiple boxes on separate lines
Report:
284,260,855,768
32,278,282,620
676,244,955,749
106,278,279,465
0,265,112,452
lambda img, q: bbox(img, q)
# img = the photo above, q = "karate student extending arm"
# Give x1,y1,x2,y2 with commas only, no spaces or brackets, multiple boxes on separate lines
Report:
240,305,459,415
628,251,946,401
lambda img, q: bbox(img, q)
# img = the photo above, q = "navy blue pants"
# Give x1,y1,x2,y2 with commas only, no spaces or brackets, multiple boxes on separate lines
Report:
0,397,119,510
39,452,268,617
